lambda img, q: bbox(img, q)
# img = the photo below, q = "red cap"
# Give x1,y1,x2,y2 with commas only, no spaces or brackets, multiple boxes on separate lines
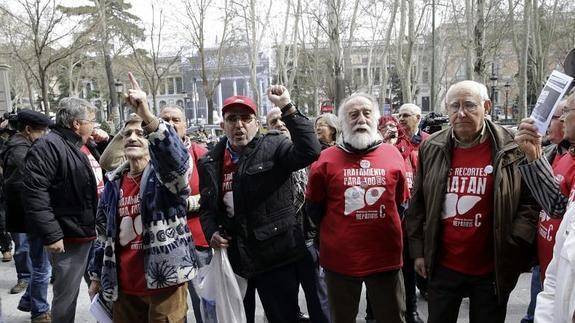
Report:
222,96,257,116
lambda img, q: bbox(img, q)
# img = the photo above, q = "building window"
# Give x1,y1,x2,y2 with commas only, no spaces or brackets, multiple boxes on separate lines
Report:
455,64,466,80
176,77,183,94
160,100,167,108
422,68,429,83
168,78,175,94
373,68,381,85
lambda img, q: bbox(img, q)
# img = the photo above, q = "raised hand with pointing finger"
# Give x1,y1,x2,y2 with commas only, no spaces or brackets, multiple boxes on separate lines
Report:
126,72,156,125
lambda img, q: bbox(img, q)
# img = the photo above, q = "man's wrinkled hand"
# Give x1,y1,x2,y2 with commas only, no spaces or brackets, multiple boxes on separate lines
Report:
515,118,542,162
46,239,65,254
91,128,110,143
267,85,291,109
210,232,229,249
414,257,427,279
126,72,155,123
88,281,101,300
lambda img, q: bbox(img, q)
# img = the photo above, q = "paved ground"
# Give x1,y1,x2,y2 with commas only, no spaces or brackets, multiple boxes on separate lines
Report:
0,258,532,322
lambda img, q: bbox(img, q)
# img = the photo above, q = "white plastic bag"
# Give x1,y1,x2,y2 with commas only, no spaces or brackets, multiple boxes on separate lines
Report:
196,248,247,323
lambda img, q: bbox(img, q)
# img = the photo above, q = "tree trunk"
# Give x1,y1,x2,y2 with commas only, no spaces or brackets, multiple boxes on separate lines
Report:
207,96,215,125
519,0,531,119
40,72,49,115
249,0,260,110
328,0,345,112
24,70,34,111
104,52,119,126
473,0,485,80
465,0,474,79
379,0,399,107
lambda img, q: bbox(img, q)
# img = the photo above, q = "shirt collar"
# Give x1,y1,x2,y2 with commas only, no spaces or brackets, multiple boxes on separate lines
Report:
452,121,488,148
225,140,240,164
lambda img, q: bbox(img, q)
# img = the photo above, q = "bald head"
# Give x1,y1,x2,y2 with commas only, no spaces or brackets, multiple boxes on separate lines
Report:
446,81,490,104
398,103,422,137
446,80,492,143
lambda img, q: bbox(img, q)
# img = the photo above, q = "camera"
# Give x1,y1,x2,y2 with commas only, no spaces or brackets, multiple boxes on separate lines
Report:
420,112,449,134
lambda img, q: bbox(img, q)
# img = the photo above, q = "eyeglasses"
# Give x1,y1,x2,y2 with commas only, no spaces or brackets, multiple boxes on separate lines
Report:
225,115,255,124
79,118,97,124
446,102,480,115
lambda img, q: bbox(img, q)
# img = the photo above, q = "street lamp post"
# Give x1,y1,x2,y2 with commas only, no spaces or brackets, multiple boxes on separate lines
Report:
182,92,190,126
504,81,511,121
114,80,124,126
489,67,498,120
192,78,198,125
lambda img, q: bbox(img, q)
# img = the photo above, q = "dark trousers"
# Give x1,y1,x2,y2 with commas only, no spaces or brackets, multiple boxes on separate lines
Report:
300,244,330,323
325,269,405,323
244,261,301,323
428,266,509,323
402,236,418,314
0,210,11,253
367,237,418,319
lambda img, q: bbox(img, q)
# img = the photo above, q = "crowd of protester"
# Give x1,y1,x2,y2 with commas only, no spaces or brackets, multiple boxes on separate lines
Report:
1,71,575,323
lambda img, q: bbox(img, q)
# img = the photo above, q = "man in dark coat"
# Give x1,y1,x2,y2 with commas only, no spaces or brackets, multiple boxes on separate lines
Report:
22,98,108,323
0,110,52,322
199,85,321,323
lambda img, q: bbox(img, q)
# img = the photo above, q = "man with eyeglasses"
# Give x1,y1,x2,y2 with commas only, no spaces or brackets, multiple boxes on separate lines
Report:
406,80,539,323
515,93,575,322
21,97,110,323
199,86,321,322
396,103,429,159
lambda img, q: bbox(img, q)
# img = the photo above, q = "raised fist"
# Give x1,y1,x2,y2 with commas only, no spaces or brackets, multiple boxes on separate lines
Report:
267,85,291,109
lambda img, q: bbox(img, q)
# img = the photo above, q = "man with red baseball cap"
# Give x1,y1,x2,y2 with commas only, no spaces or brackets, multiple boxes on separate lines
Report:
199,86,321,322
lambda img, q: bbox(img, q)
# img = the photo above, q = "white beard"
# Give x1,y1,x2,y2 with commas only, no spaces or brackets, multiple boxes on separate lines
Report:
343,124,381,150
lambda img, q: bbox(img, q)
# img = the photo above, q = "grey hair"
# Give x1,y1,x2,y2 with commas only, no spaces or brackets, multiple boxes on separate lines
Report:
266,107,282,122
315,113,341,141
446,80,490,103
399,103,422,116
160,105,186,120
56,97,98,128
337,92,381,125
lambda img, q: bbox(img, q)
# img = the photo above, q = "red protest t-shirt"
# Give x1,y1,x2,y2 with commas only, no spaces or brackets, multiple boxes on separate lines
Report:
116,174,175,295
439,140,495,275
221,149,237,218
81,145,104,198
187,143,209,248
306,144,410,276
538,152,575,281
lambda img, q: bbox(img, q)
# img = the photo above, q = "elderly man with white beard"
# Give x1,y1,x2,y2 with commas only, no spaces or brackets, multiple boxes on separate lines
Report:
306,93,410,323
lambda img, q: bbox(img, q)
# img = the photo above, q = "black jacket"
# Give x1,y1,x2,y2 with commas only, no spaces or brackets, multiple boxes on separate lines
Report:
22,126,98,245
1,133,33,232
199,111,321,278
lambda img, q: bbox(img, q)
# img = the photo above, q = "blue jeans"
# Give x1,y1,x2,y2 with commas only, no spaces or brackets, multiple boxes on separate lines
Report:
522,266,542,323
19,234,51,316
188,247,213,323
12,233,31,281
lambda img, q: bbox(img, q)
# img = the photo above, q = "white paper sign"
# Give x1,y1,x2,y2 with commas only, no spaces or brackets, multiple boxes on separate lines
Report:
530,70,574,135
